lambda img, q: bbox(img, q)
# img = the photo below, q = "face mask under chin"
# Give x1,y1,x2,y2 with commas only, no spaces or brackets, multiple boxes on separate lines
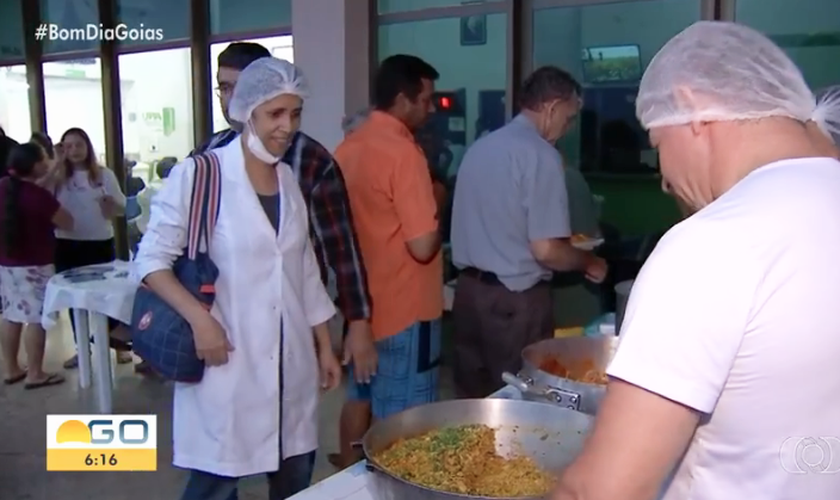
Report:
246,121,282,165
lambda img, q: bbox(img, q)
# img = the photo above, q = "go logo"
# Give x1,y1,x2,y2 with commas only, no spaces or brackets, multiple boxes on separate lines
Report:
779,436,840,474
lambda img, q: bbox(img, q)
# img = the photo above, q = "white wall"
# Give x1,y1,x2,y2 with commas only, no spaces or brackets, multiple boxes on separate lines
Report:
291,0,372,153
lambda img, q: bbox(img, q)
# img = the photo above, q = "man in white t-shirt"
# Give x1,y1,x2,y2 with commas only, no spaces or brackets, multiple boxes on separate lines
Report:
551,21,840,500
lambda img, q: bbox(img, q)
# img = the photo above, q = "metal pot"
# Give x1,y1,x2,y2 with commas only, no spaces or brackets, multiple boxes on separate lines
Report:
503,336,618,416
361,398,594,500
615,279,634,333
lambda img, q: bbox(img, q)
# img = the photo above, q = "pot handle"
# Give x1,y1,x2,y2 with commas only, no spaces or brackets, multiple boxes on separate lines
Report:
502,371,582,411
502,371,532,393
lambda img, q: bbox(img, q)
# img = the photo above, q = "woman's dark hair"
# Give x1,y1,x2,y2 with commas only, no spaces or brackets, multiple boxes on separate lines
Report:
156,157,177,179
0,135,19,178
60,127,101,186
373,54,440,111
30,131,55,159
3,143,46,256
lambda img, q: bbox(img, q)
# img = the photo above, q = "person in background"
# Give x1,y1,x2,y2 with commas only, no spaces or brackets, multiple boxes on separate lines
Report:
328,106,449,468
191,42,375,413
125,159,146,197
334,55,443,450
0,128,20,179
124,159,146,256
155,157,177,180
47,128,131,367
450,66,607,399
133,158,176,241
134,57,341,500
30,132,54,162
0,128,19,311
342,107,448,214
562,158,601,237
0,143,74,389
551,21,840,500
414,121,450,212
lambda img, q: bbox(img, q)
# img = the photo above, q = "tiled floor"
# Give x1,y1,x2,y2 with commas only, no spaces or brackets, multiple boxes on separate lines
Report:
0,314,455,500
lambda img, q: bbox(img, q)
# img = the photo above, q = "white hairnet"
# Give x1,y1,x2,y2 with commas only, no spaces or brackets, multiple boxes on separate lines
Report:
636,21,840,142
816,86,840,145
228,57,308,123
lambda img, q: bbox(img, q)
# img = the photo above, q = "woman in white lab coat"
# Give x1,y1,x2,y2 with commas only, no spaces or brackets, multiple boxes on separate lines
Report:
133,57,341,500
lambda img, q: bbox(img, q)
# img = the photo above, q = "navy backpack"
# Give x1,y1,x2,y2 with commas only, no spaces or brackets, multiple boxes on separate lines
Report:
130,152,221,382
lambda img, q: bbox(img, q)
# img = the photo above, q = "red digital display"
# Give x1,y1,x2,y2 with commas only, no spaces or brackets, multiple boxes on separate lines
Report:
439,96,451,109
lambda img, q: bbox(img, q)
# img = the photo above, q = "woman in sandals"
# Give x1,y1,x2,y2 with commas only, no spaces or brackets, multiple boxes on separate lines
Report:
0,142,74,389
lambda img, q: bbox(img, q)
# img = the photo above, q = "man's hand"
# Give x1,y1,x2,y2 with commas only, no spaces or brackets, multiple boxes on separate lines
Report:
319,346,342,391
190,311,234,366
343,320,377,383
584,255,608,283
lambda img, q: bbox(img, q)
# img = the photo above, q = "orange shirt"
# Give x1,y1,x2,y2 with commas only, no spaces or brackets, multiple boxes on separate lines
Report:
334,111,443,340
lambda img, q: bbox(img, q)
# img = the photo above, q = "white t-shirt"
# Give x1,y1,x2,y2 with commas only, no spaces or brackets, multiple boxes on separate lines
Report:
55,167,126,241
608,157,840,500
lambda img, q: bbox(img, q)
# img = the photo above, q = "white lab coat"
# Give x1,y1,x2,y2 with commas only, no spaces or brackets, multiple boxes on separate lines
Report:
132,139,335,477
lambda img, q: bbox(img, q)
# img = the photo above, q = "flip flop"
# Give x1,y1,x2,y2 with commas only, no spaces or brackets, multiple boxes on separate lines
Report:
24,373,65,390
3,372,26,385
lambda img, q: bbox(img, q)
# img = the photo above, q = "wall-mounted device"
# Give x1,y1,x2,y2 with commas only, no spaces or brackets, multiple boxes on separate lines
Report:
581,44,642,84
430,89,467,146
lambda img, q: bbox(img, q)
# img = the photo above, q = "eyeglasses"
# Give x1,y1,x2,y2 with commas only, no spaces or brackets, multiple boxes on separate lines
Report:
215,84,235,97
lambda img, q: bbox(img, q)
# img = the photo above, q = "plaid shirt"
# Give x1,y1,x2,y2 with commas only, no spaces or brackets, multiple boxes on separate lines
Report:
191,129,371,321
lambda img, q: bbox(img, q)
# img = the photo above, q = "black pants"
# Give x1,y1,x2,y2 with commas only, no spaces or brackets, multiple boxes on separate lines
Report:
452,271,554,398
54,238,121,341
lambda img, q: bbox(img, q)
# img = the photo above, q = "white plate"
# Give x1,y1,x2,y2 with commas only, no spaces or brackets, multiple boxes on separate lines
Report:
572,237,605,251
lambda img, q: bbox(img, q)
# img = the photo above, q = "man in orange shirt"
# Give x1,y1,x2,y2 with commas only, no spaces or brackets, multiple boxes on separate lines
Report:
334,54,443,422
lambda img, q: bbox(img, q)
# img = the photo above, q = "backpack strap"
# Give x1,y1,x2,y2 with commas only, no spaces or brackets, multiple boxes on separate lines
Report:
186,152,221,260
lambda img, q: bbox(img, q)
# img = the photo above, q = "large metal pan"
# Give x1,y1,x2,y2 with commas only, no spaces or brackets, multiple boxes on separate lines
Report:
503,336,618,415
360,398,595,500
